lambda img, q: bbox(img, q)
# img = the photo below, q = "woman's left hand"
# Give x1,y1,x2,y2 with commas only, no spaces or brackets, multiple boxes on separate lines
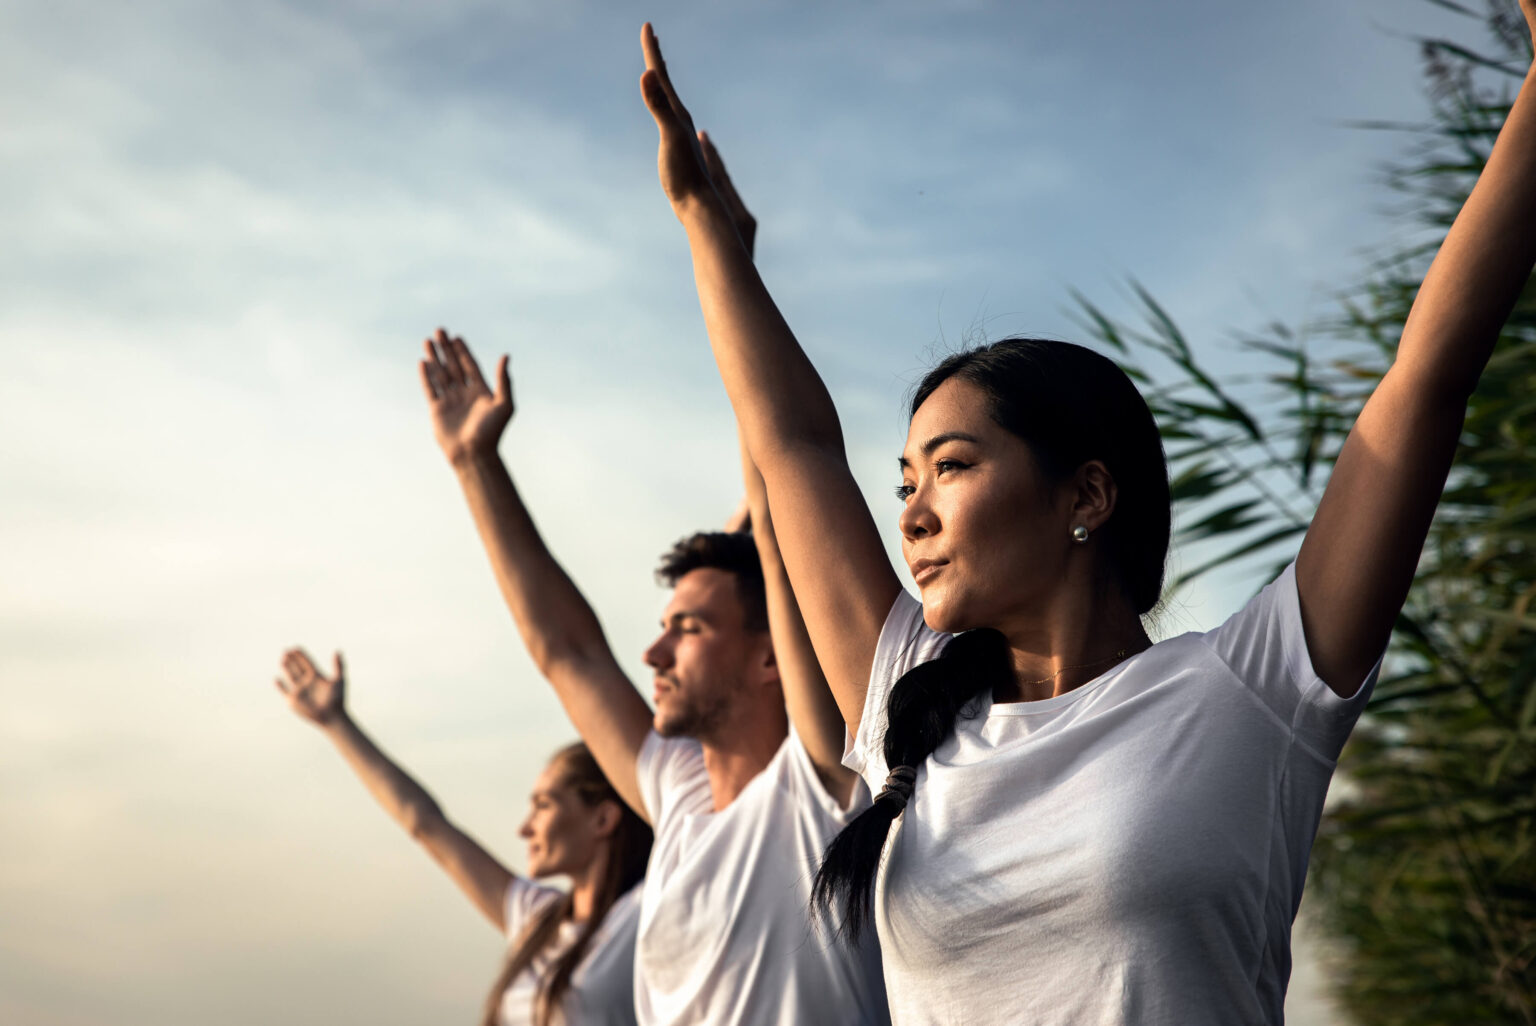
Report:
639,23,717,216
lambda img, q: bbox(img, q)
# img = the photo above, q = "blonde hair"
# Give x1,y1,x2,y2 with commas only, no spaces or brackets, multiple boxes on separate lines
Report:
478,743,651,1026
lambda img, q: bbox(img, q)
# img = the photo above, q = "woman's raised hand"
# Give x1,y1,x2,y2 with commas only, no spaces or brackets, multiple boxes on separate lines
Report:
419,328,514,467
699,131,757,257
276,648,346,727
639,23,717,215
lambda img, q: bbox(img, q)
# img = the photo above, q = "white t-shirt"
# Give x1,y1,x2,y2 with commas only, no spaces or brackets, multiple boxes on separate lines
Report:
633,727,891,1026
497,878,642,1026
844,563,1377,1026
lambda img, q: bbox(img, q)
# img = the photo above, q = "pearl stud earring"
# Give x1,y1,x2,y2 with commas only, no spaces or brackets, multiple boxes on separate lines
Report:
1071,525,1089,543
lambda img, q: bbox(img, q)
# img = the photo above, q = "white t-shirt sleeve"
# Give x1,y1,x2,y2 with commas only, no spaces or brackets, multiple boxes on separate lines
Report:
780,724,872,823
503,876,564,941
1202,560,1379,763
842,588,952,789
634,730,712,826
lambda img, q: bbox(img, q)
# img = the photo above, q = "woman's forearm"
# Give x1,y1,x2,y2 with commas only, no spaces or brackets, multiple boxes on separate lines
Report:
1397,66,1536,400
319,711,514,929
681,200,847,463
322,713,446,840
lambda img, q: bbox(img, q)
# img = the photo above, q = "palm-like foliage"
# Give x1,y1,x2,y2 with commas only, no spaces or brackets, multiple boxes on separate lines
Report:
1074,3,1536,1021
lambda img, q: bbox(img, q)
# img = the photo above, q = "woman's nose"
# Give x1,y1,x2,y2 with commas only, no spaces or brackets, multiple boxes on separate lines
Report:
899,488,937,541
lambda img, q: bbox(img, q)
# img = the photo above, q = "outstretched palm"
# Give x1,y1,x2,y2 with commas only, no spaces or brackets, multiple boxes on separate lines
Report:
419,328,514,466
276,648,346,727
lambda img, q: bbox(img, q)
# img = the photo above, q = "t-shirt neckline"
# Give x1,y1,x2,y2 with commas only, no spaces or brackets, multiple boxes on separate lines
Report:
980,649,1143,717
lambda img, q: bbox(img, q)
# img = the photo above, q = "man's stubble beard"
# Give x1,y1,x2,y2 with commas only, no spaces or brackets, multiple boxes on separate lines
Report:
654,677,736,742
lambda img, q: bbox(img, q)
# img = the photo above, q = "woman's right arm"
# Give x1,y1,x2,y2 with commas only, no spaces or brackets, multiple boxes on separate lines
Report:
275,648,514,932
640,25,901,734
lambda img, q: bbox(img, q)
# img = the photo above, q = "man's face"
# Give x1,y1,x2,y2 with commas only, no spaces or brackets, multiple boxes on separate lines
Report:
642,567,769,740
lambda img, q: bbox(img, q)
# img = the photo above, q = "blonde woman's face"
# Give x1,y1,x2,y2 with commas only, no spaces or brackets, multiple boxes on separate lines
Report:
518,763,604,879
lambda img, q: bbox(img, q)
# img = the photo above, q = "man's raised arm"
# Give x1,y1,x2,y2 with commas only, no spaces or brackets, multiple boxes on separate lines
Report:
420,330,653,819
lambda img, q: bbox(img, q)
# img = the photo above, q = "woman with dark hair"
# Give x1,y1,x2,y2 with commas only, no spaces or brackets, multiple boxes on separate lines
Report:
635,7,1536,1023
273,648,650,1026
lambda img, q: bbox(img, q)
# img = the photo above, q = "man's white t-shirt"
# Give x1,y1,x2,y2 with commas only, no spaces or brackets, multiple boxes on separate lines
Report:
843,563,1376,1026
633,727,891,1026
497,879,642,1026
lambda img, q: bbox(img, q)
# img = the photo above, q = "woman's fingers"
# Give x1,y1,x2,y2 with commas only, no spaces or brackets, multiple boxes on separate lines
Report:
331,651,345,684
640,23,665,77
418,359,439,401
640,68,679,132
433,328,466,387
285,648,319,684
645,27,689,123
450,336,488,393
640,24,696,134
421,339,450,396
493,354,513,408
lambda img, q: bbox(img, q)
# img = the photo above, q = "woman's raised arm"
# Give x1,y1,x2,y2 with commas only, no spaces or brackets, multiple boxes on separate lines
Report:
274,648,514,931
1296,5,1536,695
639,24,900,733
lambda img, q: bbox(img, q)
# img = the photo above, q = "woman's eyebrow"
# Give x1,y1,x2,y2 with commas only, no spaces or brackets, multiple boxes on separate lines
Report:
899,431,983,468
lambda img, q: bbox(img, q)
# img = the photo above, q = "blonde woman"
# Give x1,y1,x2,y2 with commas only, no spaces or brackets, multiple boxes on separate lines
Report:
274,648,651,1026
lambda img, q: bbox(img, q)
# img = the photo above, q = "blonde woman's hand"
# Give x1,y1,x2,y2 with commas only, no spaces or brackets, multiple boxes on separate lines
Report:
275,648,347,728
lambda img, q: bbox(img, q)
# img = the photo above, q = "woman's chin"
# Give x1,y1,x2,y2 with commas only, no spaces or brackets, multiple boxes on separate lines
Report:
920,591,970,635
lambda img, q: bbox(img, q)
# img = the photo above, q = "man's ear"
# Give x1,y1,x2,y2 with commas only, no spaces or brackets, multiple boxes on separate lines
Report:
1070,460,1118,534
758,631,781,689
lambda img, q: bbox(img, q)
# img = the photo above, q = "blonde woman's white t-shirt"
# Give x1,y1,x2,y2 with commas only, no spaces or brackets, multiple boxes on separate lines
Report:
496,879,641,1026
843,563,1376,1026
633,727,891,1026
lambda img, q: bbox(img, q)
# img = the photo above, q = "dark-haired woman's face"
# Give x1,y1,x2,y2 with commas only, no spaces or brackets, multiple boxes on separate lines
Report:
899,377,1074,634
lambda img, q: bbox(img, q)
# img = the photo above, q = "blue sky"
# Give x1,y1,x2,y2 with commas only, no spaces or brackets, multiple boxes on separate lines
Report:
0,0,1484,1022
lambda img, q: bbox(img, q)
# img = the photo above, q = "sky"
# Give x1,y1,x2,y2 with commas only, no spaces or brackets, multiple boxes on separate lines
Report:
0,0,1486,1022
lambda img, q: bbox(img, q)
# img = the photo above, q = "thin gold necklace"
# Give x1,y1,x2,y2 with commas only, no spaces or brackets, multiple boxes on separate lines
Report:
1017,648,1129,688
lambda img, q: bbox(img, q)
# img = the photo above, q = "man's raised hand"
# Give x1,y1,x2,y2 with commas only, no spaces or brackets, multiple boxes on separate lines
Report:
419,328,513,467
276,648,346,727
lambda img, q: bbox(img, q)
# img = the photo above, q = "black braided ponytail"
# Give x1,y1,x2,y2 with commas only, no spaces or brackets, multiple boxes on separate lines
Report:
811,626,1013,941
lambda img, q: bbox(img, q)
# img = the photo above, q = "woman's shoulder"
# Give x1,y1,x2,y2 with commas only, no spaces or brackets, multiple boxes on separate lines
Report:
872,588,952,684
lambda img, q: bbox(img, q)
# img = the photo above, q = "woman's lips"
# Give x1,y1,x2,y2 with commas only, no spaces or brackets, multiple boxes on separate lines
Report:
911,559,947,585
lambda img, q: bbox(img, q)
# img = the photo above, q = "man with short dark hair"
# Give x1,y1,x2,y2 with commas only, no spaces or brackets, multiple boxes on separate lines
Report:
416,150,887,1026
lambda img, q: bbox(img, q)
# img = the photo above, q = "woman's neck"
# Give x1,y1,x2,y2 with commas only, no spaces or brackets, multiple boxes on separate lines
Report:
566,855,606,923
995,586,1152,703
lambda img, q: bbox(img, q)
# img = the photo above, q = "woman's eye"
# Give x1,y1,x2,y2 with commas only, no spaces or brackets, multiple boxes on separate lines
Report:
894,484,915,501
935,458,966,475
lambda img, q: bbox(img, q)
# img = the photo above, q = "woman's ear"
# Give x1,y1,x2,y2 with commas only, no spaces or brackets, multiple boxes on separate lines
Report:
1071,460,1119,533
591,798,622,839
